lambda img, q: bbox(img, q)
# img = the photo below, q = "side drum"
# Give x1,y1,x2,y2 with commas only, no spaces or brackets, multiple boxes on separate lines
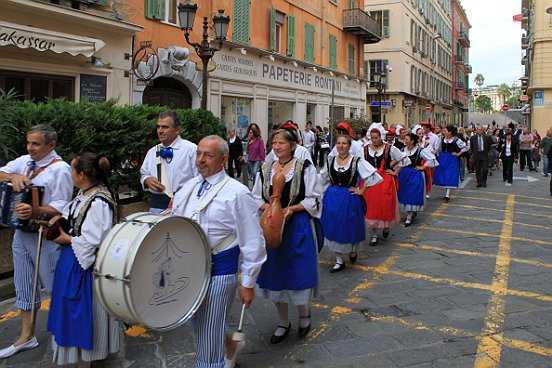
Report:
94,212,211,331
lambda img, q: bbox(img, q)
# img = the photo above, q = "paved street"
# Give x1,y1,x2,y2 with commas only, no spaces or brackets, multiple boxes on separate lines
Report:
1,168,551,368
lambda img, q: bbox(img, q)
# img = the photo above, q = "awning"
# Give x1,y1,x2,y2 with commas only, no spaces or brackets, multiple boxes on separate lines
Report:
0,21,105,57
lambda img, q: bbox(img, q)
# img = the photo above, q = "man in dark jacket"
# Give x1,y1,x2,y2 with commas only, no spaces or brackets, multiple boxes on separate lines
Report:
227,128,243,178
470,125,493,187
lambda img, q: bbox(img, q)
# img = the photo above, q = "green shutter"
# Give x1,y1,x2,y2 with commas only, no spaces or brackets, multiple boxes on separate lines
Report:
349,0,356,9
145,0,163,20
329,35,337,69
270,6,276,51
348,44,355,74
233,0,250,44
287,15,295,57
304,23,315,63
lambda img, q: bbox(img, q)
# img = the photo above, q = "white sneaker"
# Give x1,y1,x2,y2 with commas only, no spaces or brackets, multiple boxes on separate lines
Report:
0,337,39,359
505,183,512,187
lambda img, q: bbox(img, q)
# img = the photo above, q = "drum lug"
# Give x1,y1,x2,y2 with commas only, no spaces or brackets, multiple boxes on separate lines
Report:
92,269,131,285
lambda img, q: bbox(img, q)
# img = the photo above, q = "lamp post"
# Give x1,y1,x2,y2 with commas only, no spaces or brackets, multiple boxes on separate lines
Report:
373,69,387,123
178,0,230,110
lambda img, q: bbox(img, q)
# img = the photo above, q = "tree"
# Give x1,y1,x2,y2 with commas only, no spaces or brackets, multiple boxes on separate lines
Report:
474,95,492,113
474,73,485,88
496,83,511,106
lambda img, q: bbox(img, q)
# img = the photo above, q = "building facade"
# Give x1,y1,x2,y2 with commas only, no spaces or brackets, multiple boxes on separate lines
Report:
364,0,471,128
451,0,471,127
520,0,552,135
0,0,142,105
126,0,380,139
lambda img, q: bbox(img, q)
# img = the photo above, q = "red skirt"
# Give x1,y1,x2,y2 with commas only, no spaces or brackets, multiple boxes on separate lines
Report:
363,170,400,228
424,165,434,194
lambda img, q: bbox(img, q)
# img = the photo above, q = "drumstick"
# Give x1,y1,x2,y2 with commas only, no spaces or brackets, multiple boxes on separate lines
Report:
232,304,246,342
30,225,45,326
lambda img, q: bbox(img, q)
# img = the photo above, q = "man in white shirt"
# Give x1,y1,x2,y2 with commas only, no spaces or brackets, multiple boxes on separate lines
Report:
171,135,266,368
140,110,198,213
302,121,316,157
0,124,73,358
421,121,441,155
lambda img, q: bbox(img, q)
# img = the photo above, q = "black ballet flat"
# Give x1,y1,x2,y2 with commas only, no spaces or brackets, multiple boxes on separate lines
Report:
444,196,450,202
382,228,390,239
404,219,412,227
329,263,346,273
298,314,311,338
270,323,291,344
349,252,357,264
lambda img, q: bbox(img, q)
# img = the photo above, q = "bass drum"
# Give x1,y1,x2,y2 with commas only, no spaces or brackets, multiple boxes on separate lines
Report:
94,212,211,331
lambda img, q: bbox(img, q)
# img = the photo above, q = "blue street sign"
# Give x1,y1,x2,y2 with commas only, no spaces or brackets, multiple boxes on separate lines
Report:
370,101,392,106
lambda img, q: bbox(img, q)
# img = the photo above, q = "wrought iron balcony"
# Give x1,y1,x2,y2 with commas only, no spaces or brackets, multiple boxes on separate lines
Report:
458,27,470,48
522,36,528,49
343,8,381,44
455,54,464,64
464,64,472,74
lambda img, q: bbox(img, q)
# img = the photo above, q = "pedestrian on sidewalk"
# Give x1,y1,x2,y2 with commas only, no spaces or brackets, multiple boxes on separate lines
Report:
540,129,552,177
518,127,534,171
47,153,119,368
469,125,492,188
227,128,243,179
245,123,265,185
532,140,541,173
500,131,518,186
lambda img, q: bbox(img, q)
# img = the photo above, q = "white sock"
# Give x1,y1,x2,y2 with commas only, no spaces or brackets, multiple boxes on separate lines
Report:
335,254,344,265
445,188,451,197
274,302,289,336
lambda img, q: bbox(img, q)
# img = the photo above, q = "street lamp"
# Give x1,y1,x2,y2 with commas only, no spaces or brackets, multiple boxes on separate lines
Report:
178,0,230,110
373,68,388,123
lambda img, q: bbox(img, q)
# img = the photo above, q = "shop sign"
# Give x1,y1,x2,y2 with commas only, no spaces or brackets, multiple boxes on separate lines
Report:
403,100,413,107
80,74,107,103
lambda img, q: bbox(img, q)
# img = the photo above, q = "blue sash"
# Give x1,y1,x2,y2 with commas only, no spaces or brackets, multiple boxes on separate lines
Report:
211,246,240,276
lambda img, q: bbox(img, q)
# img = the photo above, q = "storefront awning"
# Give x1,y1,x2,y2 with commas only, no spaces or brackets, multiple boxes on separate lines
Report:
0,21,105,57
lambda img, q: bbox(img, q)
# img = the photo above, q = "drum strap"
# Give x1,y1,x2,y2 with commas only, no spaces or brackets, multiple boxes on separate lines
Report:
156,145,174,199
171,175,231,216
211,233,237,255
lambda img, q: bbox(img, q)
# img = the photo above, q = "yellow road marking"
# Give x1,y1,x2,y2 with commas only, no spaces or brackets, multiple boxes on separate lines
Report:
462,189,552,202
0,299,51,324
431,212,551,230
454,195,552,210
503,338,552,358
397,242,552,269
447,203,552,219
474,194,515,368
418,225,552,246
125,325,152,338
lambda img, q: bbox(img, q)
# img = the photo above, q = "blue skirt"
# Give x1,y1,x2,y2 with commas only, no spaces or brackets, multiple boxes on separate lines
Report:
434,152,460,188
256,212,318,291
397,168,425,206
321,185,365,244
47,246,94,350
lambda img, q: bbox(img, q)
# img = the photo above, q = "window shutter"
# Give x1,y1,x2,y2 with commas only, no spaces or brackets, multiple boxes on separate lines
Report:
270,6,276,51
329,35,337,69
304,23,314,63
145,0,163,20
287,15,295,57
348,44,355,74
86,0,108,5
233,0,250,44
349,0,356,9
382,10,390,38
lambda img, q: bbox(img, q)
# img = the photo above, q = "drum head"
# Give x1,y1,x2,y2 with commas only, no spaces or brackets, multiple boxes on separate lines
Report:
129,215,211,330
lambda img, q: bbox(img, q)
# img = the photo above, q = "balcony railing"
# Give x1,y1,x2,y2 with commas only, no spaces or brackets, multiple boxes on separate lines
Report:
464,64,472,74
455,54,464,64
343,8,381,44
458,27,470,47
522,36,528,49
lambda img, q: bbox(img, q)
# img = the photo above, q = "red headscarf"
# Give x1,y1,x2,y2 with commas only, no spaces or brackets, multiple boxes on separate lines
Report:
336,122,354,138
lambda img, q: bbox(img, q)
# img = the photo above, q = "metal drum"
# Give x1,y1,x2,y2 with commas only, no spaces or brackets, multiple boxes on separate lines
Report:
94,212,211,331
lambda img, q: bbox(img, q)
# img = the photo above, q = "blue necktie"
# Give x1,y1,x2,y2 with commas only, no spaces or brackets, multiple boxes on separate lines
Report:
26,160,37,177
196,180,212,198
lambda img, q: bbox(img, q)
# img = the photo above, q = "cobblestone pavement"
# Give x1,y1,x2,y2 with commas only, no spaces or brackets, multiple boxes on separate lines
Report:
1,167,551,368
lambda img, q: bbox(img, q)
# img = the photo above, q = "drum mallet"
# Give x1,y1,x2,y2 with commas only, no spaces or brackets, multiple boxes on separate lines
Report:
232,304,246,342
30,225,45,326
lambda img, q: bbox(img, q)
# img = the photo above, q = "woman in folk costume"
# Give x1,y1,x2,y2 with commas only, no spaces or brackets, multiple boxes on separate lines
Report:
252,124,321,344
48,153,119,368
433,125,469,202
318,135,382,273
397,133,438,227
362,123,410,246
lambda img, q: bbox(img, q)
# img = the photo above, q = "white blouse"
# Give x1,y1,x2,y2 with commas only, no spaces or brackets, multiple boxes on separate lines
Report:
318,156,383,187
365,144,411,167
402,146,439,168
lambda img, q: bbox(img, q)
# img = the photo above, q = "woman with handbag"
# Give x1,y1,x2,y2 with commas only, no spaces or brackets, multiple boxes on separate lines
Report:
318,135,382,273
47,153,119,368
252,127,321,344
245,124,265,185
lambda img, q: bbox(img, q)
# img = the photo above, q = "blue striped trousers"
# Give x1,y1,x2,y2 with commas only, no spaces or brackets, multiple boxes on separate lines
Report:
12,230,60,310
189,274,237,368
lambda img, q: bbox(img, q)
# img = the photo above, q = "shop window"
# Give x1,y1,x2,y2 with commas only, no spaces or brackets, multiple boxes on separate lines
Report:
233,0,250,44
368,59,388,87
0,70,74,102
329,35,337,69
371,10,390,38
304,23,315,63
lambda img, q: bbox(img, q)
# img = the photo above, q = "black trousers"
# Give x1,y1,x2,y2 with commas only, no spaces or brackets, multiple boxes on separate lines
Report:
519,149,533,171
475,154,489,185
502,155,514,183
227,156,242,178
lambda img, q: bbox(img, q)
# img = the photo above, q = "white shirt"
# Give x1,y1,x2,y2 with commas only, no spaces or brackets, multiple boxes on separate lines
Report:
442,137,469,154
330,139,364,158
172,170,266,288
62,190,114,270
265,144,313,163
402,146,439,168
366,145,411,167
303,129,316,148
0,150,73,213
252,160,322,218
318,156,383,188
140,136,198,195
422,132,441,155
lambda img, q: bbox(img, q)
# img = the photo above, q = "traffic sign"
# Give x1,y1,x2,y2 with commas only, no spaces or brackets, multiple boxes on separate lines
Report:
502,104,509,111
520,95,529,101
425,104,432,112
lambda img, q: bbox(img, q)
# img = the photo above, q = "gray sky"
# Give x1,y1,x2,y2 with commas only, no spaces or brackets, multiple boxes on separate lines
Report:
461,0,523,87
